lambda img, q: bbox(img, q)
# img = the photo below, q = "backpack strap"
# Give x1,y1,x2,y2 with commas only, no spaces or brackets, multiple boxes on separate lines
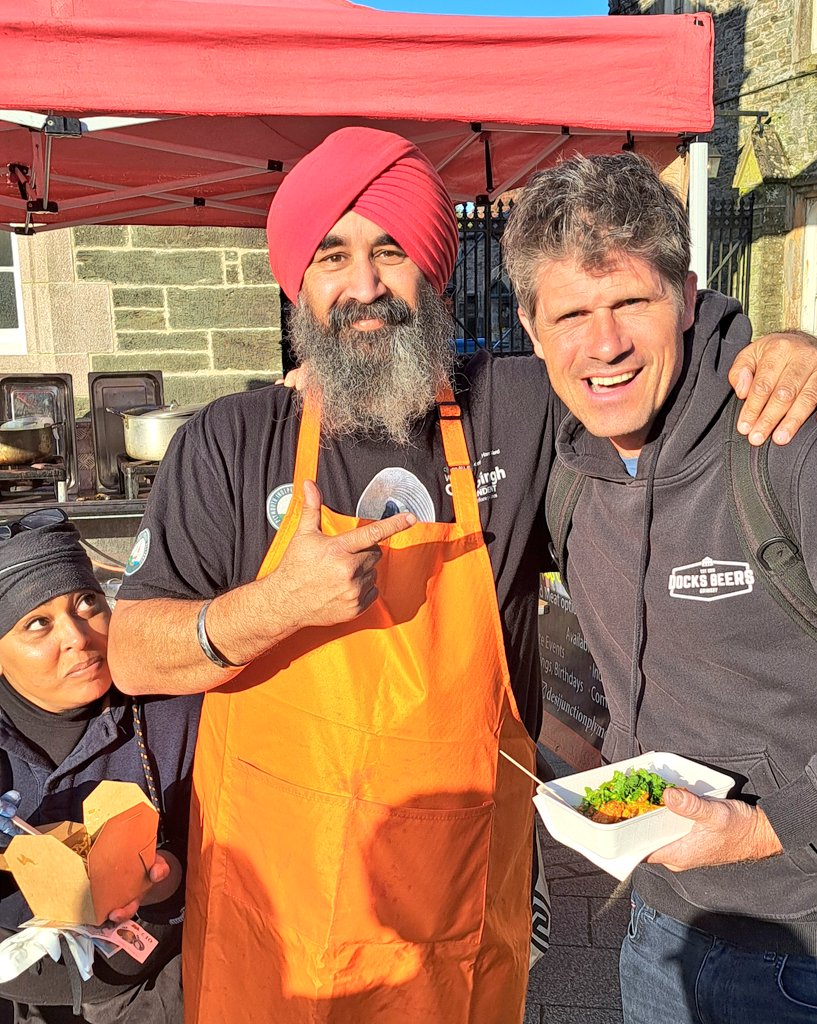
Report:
544,456,586,593
723,394,817,640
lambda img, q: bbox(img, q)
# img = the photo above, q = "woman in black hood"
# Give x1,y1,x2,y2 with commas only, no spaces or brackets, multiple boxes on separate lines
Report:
0,509,200,1024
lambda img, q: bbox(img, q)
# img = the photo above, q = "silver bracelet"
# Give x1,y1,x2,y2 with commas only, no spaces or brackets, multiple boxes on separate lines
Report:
196,599,245,669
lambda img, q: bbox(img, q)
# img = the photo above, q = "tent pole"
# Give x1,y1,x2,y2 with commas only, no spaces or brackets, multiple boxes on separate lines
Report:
688,138,709,287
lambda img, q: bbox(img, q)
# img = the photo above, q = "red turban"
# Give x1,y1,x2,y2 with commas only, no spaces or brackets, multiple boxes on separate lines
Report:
267,127,459,300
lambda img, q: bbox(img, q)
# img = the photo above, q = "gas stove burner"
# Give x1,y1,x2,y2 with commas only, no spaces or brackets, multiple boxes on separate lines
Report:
0,459,68,504
117,454,160,500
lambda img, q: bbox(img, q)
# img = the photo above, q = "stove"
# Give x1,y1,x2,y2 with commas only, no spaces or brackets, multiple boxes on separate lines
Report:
117,454,160,500
0,458,68,504
0,373,78,496
0,372,165,523
89,370,164,495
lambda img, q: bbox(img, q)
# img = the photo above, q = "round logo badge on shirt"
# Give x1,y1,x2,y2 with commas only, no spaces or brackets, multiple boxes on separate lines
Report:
356,468,436,523
124,528,151,576
266,483,294,531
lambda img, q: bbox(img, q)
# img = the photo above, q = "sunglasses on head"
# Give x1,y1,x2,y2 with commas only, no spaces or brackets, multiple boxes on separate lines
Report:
0,507,68,541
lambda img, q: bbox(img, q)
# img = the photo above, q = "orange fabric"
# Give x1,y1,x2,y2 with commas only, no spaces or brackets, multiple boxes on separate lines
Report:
184,391,536,1023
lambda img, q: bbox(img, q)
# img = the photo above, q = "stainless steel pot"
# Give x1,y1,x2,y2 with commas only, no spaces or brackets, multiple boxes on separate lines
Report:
109,403,205,462
0,419,55,465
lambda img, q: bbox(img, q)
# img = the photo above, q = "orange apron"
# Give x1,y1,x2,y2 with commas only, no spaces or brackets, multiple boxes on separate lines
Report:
184,390,536,1024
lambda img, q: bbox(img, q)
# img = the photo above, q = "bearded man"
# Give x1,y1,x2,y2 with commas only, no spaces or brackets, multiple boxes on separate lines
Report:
108,127,817,1024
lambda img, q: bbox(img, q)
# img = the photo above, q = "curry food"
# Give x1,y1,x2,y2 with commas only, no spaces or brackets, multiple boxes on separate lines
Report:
64,825,92,863
579,768,676,824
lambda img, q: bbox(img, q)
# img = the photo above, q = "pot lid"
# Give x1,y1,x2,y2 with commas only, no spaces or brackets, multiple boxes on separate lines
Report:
0,416,53,429
121,403,206,419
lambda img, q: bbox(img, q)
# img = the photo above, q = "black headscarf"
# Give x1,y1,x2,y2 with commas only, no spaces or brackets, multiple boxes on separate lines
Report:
0,519,102,639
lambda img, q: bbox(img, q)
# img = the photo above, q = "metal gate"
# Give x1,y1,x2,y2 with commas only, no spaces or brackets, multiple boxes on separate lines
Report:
449,198,532,357
707,195,754,311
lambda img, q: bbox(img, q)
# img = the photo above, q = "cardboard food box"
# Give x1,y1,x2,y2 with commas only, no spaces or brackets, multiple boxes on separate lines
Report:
533,751,734,880
0,781,159,926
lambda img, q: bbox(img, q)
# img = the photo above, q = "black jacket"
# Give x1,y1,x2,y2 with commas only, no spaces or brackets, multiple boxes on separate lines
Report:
557,291,817,953
0,687,201,1000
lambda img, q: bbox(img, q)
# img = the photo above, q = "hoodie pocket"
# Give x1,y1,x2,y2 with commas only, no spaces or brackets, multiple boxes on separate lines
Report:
701,748,789,803
659,750,817,920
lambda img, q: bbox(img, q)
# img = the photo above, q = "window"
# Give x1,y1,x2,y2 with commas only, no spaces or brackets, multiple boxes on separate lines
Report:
0,233,26,355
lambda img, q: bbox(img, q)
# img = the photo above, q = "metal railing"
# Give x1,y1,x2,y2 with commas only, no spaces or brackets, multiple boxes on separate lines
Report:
707,195,754,311
449,199,532,357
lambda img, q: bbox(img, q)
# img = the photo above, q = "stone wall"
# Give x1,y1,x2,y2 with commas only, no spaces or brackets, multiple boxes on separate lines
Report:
3,225,282,414
609,0,659,10
609,0,817,334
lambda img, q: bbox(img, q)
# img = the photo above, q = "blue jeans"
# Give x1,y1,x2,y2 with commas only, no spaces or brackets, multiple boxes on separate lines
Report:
620,891,817,1024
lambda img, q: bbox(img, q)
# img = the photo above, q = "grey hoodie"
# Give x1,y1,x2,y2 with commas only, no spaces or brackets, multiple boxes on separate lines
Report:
556,291,817,953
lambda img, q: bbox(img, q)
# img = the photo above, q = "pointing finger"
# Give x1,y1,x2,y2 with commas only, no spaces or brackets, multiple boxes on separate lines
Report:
334,512,416,554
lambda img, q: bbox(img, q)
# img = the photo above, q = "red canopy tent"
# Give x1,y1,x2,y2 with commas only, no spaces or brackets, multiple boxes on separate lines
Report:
0,0,713,233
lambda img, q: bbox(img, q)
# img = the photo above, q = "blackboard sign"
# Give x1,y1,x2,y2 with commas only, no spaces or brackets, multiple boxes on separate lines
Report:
537,573,609,771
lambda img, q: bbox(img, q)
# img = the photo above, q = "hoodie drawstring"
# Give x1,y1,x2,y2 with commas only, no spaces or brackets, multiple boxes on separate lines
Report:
627,435,665,758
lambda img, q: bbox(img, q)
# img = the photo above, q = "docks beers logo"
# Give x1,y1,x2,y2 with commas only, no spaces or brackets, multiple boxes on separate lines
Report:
668,555,755,602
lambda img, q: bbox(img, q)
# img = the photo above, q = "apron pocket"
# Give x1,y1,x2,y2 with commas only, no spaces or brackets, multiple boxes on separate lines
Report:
333,795,494,947
223,757,349,948
223,757,494,949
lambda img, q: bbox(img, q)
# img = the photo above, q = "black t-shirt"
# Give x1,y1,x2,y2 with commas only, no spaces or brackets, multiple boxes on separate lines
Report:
119,352,563,738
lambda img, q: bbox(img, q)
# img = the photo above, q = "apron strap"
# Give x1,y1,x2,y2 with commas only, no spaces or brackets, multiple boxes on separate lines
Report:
436,386,482,535
292,388,481,534
292,392,322,495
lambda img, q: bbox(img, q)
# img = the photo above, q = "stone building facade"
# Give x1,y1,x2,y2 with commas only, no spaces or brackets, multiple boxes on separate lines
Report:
609,0,817,336
0,224,282,415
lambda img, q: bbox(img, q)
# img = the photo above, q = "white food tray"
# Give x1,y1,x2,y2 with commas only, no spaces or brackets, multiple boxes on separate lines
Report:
533,751,734,880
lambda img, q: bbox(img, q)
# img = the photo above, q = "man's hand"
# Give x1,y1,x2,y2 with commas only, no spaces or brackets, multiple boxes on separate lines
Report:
268,480,415,631
645,787,783,872
107,850,183,924
120,480,417,684
274,366,307,391
730,330,817,446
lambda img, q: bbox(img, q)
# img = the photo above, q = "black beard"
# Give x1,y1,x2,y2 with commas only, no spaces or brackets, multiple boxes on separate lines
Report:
289,284,456,446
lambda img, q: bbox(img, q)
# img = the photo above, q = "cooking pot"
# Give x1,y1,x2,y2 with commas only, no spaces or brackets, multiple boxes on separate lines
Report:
0,417,56,465
109,403,205,462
